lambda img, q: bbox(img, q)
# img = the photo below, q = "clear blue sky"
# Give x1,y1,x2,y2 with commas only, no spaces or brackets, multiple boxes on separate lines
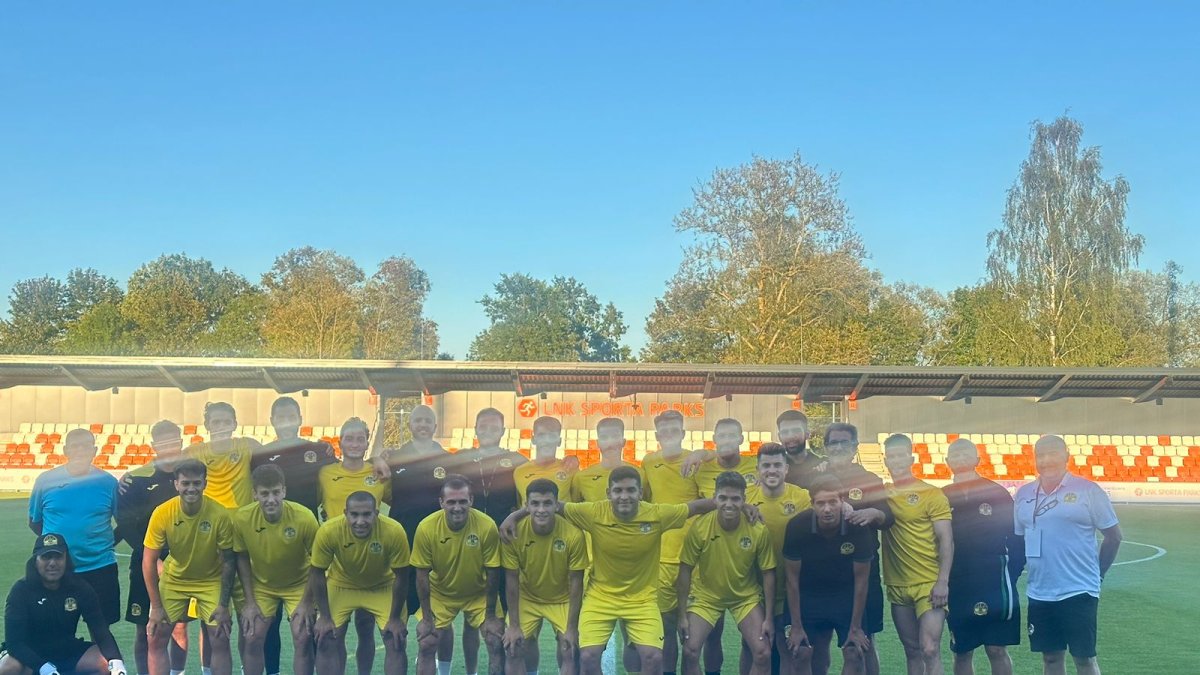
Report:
2,3,1197,358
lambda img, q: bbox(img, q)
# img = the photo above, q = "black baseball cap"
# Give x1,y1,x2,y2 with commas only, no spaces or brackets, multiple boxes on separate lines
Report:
33,533,68,557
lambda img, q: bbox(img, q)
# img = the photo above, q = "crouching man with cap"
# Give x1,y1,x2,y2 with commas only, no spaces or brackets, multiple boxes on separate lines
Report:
0,534,127,675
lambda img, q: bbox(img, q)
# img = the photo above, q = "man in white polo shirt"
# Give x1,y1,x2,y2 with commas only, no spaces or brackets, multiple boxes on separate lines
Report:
1014,435,1122,675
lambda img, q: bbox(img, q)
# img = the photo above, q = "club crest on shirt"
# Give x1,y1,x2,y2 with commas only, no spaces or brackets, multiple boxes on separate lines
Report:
739,536,752,550
369,541,383,554
848,488,864,501
466,534,480,547
283,527,297,539
553,539,566,552
840,542,855,555
433,467,447,480
978,503,993,516
131,603,142,617
199,521,212,533
906,493,920,505
639,523,652,534
556,471,568,481
973,602,989,616
500,458,513,468
64,597,77,612
365,475,377,486
229,453,241,464
1064,493,1078,503
745,474,758,485
304,451,317,463
783,502,797,515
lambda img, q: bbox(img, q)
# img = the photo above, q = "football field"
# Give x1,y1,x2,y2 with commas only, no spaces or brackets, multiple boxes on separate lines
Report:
1,498,1196,673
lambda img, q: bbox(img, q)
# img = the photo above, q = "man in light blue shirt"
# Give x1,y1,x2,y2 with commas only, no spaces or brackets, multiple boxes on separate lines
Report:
1014,435,1121,675
29,428,121,624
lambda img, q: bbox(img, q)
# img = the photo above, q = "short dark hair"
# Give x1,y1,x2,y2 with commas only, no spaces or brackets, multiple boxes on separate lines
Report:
776,409,808,427
252,464,286,489
476,408,505,426
714,470,747,494
533,416,562,434
597,417,624,434
653,410,684,428
824,422,859,445
173,459,207,480
608,465,641,488
525,478,559,501
884,433,913,451
271,396,301,419
442,474,473,496
203,401,236,425
757,442,787,462
345,490,377,509
808,474,845,499
341,417,370,437
150,419,181,439
714,418,743,434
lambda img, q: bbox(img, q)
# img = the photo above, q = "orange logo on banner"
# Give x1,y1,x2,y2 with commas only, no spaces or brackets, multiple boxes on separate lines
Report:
518,399,539,418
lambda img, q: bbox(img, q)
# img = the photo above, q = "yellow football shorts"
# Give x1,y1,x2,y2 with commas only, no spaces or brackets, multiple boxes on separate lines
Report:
518,598,570,639
329,583,399,630
657,563,680,614
887,582,937,618
430,590,489,630
252,582,308,619
160,579,222,626
579,590,662,649
685,593,762,627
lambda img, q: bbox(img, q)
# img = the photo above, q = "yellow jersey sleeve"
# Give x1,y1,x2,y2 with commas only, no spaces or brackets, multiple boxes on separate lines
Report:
755,522,777,571
679,521,704,567
480,520,501,568
143,498,174,551
408,514,437,570
382,517,411,571
566,524,588,571
311,517,340,570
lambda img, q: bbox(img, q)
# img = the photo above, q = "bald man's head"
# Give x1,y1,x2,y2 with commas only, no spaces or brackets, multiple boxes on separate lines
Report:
408,405,437,441
1034,434,1070,484
946,438,980,475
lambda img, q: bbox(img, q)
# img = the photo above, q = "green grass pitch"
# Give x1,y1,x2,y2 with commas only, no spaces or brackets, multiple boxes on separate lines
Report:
1,497,1196,673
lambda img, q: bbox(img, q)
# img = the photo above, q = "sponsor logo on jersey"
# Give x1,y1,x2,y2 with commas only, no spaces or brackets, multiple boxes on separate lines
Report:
979,502,993,516
304,451,317,463
466,534,480,547
840,542,855,555
848,488,864,501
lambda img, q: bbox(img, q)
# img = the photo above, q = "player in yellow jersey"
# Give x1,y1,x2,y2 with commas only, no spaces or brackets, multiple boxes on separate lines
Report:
187,402,260,509
694,418,759,498
232,465,320,675
746,442,811,673
639,409,701,675
570,418,646,503
411,475,505,675
881,435,953,675
500,478,588,675
678,471,775,675
513,416,577,507
320,418,391,519
142,460,237,675
501,465,749,675
309,492,410,675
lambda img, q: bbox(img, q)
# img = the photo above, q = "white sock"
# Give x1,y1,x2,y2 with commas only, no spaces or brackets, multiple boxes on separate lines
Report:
170,670,184,675
437,662,452,675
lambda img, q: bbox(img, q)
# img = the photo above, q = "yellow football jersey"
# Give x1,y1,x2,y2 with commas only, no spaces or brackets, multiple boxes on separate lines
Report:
746,483,811,604
319,462,391,519
144,496,234,585
641,450,700,563
311,514,411,590
570,461,646,503
187,438,256,508
500,516,588,604
695,454,759,498
882,480,952,586
231,500,319,589
410,509,501,601
562,501,689,600
514,459,576,507
680,511,776,607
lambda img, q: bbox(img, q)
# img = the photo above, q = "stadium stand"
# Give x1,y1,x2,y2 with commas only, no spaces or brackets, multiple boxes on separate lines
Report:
877,432,1200,483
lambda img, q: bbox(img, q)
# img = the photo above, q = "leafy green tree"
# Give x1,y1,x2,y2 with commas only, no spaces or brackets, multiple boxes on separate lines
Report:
59,301,136,355
260,247,364,359
0,277,68,354
359,256,438,359
469,274,630,362
121,254,255,355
